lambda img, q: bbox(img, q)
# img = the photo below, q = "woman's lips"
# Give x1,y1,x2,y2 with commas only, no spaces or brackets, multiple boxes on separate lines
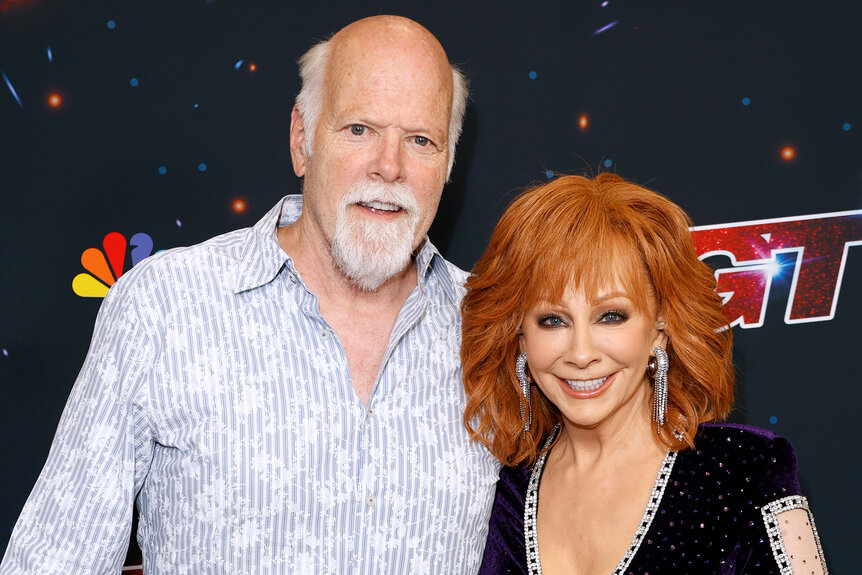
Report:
559,372,615,398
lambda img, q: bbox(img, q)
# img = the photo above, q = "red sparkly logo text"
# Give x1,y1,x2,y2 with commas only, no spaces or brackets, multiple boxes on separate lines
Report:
692,210,862,328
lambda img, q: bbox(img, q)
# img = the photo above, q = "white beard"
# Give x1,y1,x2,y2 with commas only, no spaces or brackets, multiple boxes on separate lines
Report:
330,180,421,291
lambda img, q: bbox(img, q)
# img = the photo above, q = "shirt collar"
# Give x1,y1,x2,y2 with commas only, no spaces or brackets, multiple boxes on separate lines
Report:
414,237,461,306
233,194,462,304
232,195,296,294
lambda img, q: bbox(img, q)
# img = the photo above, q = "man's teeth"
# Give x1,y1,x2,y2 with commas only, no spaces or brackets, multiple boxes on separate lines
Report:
359,200,400,212
565,376,607,391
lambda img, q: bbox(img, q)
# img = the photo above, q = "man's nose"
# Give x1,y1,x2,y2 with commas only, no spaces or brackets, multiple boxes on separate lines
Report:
369,132,404,182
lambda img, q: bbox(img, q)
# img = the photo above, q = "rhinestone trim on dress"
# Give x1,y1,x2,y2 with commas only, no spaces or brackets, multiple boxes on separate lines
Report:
524,429,557,575
524,426,678,575
610,450,677,574
761,495,829,575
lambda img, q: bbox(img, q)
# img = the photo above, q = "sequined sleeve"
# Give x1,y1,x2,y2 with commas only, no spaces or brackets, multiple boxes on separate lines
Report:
762,497,828,574
757,436,829,574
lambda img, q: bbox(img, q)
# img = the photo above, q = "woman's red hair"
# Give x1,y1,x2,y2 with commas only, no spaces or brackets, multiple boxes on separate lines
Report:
462,173,734,466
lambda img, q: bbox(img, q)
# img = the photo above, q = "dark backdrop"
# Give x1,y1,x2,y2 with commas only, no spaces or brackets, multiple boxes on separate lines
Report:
1,1,859,572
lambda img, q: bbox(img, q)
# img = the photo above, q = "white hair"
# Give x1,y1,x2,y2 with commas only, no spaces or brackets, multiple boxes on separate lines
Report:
331,180,421,291
295,38,469,179
295,40,331,160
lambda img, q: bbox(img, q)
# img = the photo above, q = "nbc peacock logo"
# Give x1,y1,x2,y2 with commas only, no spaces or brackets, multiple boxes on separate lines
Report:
72,232,154,298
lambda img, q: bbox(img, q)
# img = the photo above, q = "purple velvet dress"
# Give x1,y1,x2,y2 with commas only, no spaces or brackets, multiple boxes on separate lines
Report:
478,423,823,574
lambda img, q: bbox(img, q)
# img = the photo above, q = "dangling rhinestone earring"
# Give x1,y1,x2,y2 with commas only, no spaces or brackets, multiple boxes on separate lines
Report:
515,351,532,436
648,346,669,428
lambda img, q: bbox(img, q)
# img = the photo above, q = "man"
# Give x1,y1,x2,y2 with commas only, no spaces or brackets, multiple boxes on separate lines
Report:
1,16,499,574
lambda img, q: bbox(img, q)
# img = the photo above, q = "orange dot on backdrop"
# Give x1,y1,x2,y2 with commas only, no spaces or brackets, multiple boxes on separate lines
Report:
232,198,247,213
780,146,796,161
249,63,257,72
47,92,63,108
577,114,589,130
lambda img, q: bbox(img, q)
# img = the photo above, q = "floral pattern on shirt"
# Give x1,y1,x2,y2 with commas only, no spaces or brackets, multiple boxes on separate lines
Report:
1,196,500,575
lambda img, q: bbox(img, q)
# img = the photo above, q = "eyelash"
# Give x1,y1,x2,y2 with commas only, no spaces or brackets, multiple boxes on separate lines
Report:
600,309,629,324
536,309,629,328
538,314,564,328
348,125,434,148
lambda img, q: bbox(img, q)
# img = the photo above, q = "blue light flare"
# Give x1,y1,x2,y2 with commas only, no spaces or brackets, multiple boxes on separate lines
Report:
1,71,23,108
593,21,618,36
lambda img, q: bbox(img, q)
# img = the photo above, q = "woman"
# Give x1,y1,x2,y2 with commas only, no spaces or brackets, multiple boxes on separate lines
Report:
462,174,827,574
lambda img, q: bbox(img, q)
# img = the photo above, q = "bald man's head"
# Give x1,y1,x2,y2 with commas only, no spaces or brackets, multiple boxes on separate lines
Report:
295,16,467,178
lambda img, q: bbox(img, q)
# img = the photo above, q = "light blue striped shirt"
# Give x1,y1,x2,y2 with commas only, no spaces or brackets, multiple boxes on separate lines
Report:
1,195,500,574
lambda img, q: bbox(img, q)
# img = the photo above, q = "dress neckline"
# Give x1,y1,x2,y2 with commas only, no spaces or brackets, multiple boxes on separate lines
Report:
524,425,678,575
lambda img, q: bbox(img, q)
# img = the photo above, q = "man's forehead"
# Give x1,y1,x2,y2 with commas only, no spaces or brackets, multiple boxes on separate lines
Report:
321,29,453,135
331,38,449,81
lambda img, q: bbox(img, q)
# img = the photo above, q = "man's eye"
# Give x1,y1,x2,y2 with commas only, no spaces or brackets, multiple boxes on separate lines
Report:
413,135,430,146
350,125,366,136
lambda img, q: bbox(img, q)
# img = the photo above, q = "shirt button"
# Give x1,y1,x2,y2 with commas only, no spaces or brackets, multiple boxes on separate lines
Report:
366,496,375,507
320,329,329,338
288,272,297,282
368,408,375,417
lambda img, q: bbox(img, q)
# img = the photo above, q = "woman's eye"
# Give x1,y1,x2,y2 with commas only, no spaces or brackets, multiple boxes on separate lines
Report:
413,135,430,146
350,124,366,136
538,315,565,328
600,310,628,324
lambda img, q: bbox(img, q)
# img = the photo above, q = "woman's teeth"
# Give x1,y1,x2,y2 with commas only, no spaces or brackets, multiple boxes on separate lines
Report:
565,376,607,391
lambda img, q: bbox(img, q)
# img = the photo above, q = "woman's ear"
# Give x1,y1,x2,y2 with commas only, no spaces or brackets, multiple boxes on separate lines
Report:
652,317,669,349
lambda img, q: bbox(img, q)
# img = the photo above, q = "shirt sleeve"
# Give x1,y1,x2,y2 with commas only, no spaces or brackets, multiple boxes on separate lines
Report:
0,276,157,574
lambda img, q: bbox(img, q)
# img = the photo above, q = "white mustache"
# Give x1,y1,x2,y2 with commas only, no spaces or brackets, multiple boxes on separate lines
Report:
340,181,419,216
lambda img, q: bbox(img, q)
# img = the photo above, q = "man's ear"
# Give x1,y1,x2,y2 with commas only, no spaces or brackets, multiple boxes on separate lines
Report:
289,105,308,177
